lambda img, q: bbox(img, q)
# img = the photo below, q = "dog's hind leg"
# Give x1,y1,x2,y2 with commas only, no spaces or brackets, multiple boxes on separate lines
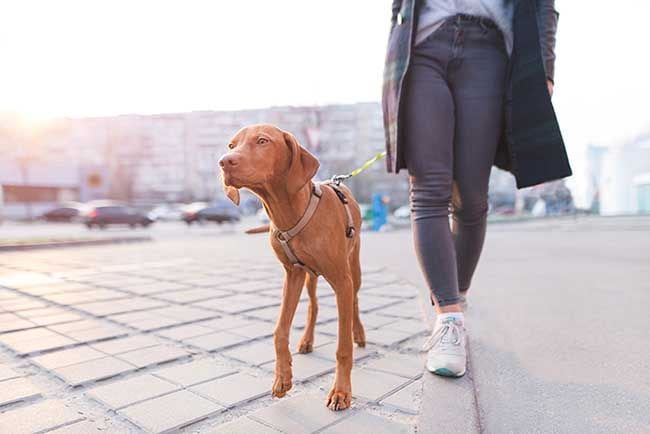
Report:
297,272,318,353
272,267,305,398
350,240,366,347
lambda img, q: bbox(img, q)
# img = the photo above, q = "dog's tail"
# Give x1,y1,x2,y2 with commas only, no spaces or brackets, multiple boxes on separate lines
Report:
245,224,271,234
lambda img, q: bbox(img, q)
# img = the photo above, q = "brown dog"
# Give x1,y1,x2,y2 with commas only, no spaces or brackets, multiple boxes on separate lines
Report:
219,124,365,410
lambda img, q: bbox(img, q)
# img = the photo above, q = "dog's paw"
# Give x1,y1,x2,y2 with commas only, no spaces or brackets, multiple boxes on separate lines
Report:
353,328,366,348
272,373,293,398
297,338,313,354
326,388,352,411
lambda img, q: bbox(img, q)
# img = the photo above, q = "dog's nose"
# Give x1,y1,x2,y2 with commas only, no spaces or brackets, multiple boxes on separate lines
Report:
219,154,239,168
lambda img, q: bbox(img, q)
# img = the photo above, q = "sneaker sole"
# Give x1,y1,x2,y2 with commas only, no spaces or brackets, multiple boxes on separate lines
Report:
433,367,466,377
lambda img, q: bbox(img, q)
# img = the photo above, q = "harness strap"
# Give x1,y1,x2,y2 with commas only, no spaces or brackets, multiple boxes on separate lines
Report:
272,183,322,276
271,182,355,276
276,183,322,242
326,183,356,238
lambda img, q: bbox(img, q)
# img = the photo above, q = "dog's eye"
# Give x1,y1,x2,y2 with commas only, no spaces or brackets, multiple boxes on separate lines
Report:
257,137,269,145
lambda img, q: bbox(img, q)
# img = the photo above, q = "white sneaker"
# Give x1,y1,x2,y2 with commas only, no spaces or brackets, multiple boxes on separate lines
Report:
422,317,467,377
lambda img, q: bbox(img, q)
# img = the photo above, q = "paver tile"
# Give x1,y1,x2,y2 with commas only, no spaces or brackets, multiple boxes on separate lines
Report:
128,316,182,331
190,372,271,407
115,344,189,368
199,316,258,331
153,358,237,387
385,318,429,335
90,335,161,355
308,341,376,362
184,331,251,352
47,420,104,433
28,312,85,327
365,328,414,347
153,305,216,321
13,306,67,318
249,393,351,434
119,390,223,433
0,272,63,288
203,416,282,433
31,345,106,370
374,301,421,319
4,333,76,355
60,324,128,342
0,327,55,344
0,377,42,406
225,320,273,339
0,298,48,312
87,373,179,409
48,319,105,333
261,353,335,382
222,339,276,366
0,399,83,434
0,365,20,381
156,323,215,340
155,288,230,304
0,318,36,333
125,281,191,295
362,353,424,379
380,379,422,414
53,356,136,386
351,368,411,402
321,410,411,434
355,312,399,329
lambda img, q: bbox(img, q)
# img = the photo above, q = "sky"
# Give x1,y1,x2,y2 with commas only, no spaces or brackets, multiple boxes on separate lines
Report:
2,0,649,204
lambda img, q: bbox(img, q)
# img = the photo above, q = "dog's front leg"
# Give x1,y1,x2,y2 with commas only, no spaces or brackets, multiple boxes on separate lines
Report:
326,274,354,411
272,267,305,398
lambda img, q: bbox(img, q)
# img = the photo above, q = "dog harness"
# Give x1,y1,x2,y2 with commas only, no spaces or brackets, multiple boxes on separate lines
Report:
271,181,356,276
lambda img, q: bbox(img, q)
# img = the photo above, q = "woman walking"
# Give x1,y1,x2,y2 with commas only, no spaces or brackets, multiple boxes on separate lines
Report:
382,0,572,377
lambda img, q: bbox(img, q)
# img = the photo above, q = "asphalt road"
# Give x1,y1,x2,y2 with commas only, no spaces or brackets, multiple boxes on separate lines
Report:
361,215,650,433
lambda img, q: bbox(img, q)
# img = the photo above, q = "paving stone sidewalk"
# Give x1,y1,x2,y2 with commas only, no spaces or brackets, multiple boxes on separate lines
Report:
0,241,430,433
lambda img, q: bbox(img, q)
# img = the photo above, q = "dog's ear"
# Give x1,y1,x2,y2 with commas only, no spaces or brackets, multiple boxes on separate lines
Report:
222,175,240,206
283,131,320,195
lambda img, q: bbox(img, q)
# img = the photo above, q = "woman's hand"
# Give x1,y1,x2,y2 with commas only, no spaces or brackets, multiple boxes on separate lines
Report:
547,80,554,97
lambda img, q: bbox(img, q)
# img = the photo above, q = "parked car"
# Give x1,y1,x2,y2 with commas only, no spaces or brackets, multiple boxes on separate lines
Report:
182,201,241,225
148,203,184,221
83,203,153,229
41,202,86,222
393,205,410,220
256,208,269,224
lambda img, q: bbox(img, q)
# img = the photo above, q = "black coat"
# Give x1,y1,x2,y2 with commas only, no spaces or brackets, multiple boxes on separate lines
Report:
382,0,572,188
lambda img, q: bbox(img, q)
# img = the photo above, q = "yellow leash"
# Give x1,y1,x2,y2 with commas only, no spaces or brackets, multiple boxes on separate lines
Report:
330,151,387,185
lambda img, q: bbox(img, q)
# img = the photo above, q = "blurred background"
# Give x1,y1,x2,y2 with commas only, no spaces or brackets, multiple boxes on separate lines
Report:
0,0,648,237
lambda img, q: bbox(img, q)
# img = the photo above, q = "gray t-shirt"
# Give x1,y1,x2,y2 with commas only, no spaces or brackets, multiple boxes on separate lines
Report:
416,0,514,54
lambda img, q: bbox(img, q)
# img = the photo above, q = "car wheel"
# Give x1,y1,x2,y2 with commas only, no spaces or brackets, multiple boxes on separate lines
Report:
129,223,136,229
86,223,93,229
99,224,107,230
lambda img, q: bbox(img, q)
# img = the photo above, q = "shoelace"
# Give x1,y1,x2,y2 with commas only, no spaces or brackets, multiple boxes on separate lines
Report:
421,319,462,352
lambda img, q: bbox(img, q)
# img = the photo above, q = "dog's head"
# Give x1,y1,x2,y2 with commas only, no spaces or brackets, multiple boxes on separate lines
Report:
219,124,319,205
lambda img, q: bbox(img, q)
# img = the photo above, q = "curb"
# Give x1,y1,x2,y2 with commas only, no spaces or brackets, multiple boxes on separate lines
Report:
0,236,152,252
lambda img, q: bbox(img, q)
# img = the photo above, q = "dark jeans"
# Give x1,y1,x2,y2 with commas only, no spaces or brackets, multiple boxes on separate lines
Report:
402,16,508,306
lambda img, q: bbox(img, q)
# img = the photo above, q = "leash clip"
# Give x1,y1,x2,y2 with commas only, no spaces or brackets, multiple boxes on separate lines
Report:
330,174,351,186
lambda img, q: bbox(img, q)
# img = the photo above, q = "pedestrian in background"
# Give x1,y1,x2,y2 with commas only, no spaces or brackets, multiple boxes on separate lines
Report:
382,0,572,377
